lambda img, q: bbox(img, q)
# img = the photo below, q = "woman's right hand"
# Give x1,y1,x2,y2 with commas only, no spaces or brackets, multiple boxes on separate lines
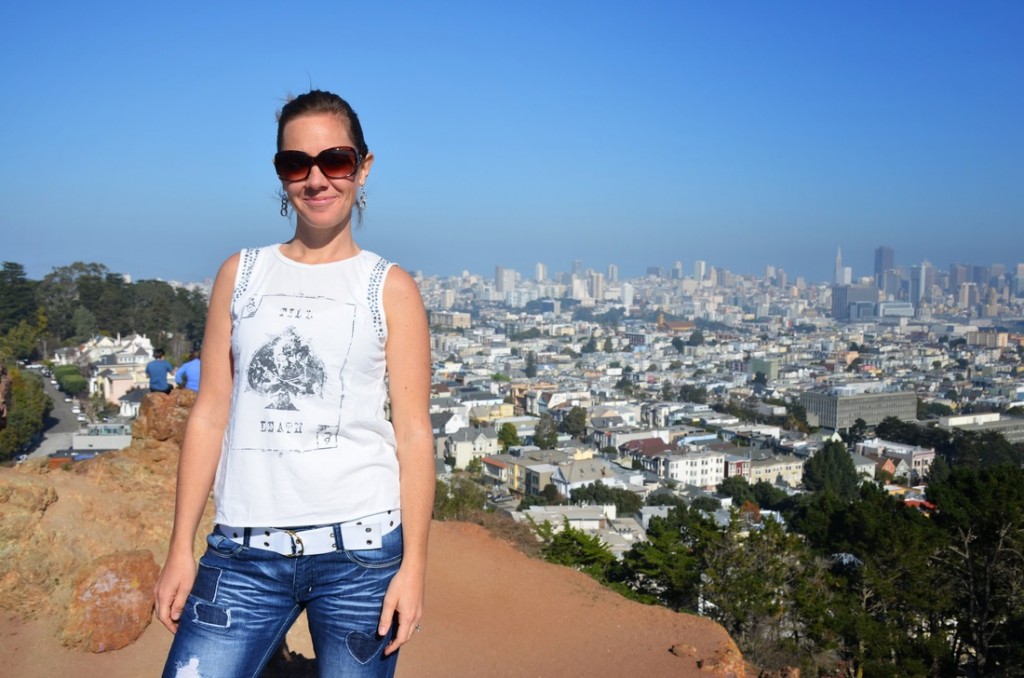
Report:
154,548,197,633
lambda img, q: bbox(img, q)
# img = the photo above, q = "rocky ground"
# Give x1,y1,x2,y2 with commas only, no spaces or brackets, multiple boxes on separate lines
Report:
0,390,745,677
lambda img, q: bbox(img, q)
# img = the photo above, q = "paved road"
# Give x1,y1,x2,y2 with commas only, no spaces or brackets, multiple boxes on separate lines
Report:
25,376,87,460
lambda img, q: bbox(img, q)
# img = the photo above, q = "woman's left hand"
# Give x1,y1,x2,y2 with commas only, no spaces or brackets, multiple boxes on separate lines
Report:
378,563,426,655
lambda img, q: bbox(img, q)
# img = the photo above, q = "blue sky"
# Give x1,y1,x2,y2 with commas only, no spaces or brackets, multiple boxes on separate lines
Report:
2,1,1022,285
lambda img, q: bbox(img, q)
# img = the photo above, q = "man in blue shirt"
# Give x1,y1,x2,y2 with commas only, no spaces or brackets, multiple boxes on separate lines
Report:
175,348,201,392
146,349,174,394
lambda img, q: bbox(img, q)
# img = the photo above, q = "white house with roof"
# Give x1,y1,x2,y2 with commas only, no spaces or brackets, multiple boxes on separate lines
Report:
657,449,726,489
443,426,499,470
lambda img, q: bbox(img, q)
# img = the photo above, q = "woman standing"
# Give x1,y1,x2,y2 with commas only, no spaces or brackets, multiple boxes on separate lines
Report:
155,90,434,677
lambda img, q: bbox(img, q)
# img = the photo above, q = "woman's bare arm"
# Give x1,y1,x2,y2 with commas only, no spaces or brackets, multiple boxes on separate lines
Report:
377,266,434,654
154,253,238,633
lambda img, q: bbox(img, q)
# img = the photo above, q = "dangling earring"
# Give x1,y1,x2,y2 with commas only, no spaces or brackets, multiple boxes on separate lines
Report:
280,196,289,217
358,187,368,211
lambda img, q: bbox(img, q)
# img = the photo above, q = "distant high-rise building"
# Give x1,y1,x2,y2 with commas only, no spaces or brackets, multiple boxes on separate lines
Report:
910,261,935,307
949,264,969,292
572,259,583,276
646,266,665,278
874,246,893,288
835,247,844,284
990,264,1006,288
590,272,605,301
607,263,618,282
694,260,707,281
535,262,547,282
672,261,683,279
958,282,979,309
765,265,776,281
495,266,517,294
832,284,879,321
622,282,634,314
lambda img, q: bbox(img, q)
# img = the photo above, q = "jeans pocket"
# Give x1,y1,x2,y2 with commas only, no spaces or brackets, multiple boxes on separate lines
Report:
204,531,245,559
346,527,403,569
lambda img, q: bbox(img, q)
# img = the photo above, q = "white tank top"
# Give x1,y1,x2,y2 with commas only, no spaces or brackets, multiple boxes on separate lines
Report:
214,245,400,526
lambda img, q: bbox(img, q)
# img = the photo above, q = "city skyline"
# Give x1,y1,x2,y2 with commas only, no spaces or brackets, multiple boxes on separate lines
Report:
3,2,1022,284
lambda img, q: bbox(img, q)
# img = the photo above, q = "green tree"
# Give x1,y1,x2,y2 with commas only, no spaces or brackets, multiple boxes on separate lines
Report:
671,336,685,353
542,521,615,578
533,414,558,449
784,401,811,433
433,476,486,521
751,481,789,510
541,483,562,503
660,379,674,401
678,384,707,404
927,455,950,484
687,329,705,346
802,441,859,500
0,368,53,460
560,406,587,438
0,262,37,332
717,476,755,505
497,422,520,450
71,306,98,341
929,466,1024,676
582,336,598,353
0,319,44,361
701,514,808,665
841,417,869,446
790,485,954,676
602,337,614,352
571,481,642,515
689,495,721,512
609,507,716,611
36,262,108,340
524,351,537,378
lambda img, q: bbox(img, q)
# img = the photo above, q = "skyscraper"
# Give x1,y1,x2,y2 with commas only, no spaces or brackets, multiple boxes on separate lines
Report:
835,247,852,285
590,272,605,301
535,262,547,282
874,245,893,288
495,266,517,294
607,263,618,282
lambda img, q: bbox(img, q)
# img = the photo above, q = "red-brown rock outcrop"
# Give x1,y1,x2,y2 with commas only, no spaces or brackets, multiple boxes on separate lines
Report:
61,550,160,652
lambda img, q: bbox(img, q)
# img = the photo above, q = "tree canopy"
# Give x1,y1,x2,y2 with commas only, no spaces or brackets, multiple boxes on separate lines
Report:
802,441,859,500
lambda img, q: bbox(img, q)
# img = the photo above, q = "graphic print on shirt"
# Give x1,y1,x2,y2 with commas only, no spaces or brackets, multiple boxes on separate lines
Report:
247,326,326,411
235,292,356,453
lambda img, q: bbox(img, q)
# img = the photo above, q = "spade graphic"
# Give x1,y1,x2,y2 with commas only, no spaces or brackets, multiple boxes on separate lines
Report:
247,327,326,410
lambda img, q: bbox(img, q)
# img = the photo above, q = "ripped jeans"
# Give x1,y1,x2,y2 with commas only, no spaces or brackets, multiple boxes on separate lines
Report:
162,526,403,678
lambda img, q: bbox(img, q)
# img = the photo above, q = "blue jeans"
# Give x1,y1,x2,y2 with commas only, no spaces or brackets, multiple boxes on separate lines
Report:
162,525,403,678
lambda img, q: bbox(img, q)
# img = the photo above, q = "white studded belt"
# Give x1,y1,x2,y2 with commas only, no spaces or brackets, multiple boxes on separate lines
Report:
218,509,401,556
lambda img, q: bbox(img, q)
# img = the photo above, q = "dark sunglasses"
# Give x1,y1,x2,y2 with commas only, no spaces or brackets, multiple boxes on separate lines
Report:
273,146,362,181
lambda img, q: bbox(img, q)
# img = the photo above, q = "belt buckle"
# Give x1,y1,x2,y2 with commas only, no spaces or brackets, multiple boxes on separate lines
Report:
283,530,305,558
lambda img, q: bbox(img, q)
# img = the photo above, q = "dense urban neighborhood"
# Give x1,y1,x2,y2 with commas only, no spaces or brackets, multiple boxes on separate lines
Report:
2,252,1024,675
